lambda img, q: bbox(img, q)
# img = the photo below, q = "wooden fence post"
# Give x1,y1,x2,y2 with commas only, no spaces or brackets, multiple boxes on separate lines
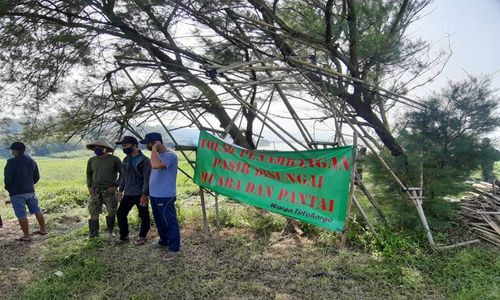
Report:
199,187,210,240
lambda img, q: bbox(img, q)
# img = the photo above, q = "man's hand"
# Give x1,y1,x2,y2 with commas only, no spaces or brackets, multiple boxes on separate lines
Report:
107,186,117,193
153,141,166,153
151,141,167,169
139,195,149,206
117,191,124,202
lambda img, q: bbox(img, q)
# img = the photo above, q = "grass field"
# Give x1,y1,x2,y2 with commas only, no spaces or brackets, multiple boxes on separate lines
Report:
0,154,498,299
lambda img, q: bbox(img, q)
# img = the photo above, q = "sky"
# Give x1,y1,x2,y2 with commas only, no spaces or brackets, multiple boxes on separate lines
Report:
410,0,500,97
406,0,500,143
167,0,500,148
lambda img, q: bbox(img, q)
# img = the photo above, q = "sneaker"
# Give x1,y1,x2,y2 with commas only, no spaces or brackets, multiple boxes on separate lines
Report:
151,241,168,249
162,251,181,261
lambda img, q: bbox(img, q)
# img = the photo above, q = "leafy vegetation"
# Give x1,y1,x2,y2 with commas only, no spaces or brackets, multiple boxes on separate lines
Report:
364,77,500,230
402,76,499,197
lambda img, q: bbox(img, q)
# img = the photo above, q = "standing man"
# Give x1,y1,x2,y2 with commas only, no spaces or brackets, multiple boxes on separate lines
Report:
140,132,180,261
116,136,151,245
4,142,47,241
86,140,122,238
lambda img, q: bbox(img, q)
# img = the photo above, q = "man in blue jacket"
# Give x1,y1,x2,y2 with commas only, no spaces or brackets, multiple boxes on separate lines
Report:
3,142,47,241
116,136,152,245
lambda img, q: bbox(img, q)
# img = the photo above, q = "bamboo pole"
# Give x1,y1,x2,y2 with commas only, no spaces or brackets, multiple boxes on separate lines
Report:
203,55,310,73
215,24,315,149
412,155,435,246
410,189,435,246
213,78,306,150
341,132,358,248
352,195,377,236
356,180,387,225
255,88,275,148
302,74,436,246
121,56,223,234
117,62,197,170
437,239,481,250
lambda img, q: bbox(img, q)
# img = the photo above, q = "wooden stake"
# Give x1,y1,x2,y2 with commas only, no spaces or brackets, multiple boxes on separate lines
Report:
214,193,221,232
341,132,358,248
199,187,210,240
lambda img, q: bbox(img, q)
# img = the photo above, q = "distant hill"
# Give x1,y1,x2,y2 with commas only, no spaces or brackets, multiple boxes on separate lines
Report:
0,120,278,158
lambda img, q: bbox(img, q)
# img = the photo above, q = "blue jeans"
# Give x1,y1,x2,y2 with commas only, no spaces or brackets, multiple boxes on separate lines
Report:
11,193,41,219
150,197,180,252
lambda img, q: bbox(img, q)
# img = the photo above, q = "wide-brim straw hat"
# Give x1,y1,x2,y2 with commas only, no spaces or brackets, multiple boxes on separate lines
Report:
86,139,114,152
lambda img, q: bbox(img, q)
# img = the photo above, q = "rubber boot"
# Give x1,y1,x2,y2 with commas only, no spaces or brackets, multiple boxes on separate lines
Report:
106,215,116,237
89,219,99,238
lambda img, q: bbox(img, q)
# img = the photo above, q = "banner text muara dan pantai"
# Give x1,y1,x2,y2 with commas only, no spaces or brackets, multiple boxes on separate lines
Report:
194,131,353,232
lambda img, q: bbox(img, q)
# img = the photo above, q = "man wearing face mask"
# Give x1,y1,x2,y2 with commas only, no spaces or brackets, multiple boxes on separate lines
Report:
139,132,180,261
115,136,151,245
4,142,47,241
86,140,122,238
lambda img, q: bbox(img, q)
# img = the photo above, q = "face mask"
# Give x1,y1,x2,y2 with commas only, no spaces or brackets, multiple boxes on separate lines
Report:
94,148,105,156
123,146,134,155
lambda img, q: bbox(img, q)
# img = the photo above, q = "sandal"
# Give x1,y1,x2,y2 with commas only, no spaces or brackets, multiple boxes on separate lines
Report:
32,230,48,236
135,237,147,246
16,237,32,242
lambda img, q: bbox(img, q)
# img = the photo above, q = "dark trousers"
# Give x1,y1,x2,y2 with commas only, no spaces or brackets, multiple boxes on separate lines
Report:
116,195,150,240
150,196,180,252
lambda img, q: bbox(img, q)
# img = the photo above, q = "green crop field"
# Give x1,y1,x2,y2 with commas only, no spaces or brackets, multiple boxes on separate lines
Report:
0,154,498,299
0,152,198,219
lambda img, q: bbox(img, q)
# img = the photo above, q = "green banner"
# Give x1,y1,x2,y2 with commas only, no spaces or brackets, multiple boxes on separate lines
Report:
194,131,354,232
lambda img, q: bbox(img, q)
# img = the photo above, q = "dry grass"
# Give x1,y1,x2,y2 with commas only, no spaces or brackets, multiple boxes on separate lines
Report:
0,157,499,299
2,208,498,300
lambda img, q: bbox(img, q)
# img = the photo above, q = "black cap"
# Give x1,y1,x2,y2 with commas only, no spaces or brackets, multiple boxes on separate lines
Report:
139,132,163,144
116,136,139,145
7,142,26,152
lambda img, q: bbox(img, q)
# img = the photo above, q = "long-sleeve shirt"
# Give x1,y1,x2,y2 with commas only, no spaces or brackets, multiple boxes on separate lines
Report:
4,154,40,196
86,154,122,188
119,151,151,196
